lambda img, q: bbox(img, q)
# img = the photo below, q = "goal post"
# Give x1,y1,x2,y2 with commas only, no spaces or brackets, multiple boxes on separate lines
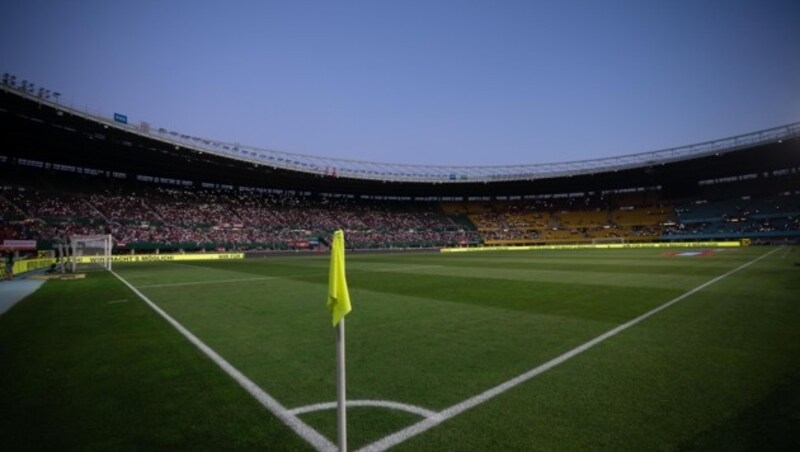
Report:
69,234,113,272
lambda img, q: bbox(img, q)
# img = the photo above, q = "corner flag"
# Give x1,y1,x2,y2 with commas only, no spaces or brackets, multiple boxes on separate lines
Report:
327,229,351,327
328,230,351,451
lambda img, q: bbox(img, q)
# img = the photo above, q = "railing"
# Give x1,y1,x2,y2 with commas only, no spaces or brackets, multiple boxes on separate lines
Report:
4,83,799,184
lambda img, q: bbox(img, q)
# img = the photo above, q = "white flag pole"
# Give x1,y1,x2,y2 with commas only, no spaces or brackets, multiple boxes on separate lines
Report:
336,318,347,451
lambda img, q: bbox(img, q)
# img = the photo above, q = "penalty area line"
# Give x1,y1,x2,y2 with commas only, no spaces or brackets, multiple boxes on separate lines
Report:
137,267,444,290
110,271,336,452
358,246,783,452
106,299,129,304
137,276,275,289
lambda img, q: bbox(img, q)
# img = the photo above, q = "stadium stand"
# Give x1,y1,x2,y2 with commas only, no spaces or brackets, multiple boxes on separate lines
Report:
459,193,673,245
0,183,481,251
1,82,799,252
664,192,800,240
7,180,800,251
3,174,799,251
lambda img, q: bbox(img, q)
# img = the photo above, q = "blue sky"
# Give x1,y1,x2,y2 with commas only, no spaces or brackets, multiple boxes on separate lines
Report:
1,1,798,166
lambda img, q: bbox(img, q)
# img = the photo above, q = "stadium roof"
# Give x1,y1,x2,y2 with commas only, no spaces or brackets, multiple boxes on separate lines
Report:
3,83,800,186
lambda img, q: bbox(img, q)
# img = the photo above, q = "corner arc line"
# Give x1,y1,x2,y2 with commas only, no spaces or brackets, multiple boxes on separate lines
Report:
289,400,437,419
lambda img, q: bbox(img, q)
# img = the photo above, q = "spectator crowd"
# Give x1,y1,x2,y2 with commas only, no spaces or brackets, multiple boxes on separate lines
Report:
0,186,479,251
2,183,798,251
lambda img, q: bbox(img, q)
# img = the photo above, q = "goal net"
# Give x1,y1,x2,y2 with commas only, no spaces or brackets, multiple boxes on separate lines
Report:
70,234,113,272
590,236,627,245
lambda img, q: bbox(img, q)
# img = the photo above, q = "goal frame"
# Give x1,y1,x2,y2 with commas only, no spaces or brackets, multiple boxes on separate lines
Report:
69,234,113,272
590,236,627,245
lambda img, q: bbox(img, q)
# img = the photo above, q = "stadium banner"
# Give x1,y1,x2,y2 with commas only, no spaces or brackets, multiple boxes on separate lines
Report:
74,253,245,264
3,239,37,250
1,258,56,278
440,241,742,253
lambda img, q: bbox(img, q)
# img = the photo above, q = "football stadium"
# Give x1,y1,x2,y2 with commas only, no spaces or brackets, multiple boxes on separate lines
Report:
2,77,800,451
2,3,800,451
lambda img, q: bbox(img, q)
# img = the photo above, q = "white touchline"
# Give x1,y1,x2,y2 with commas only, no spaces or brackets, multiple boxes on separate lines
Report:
111,271,337,452
357,246,783,452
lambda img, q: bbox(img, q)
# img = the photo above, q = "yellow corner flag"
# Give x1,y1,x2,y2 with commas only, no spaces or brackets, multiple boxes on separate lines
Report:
327,229,352,327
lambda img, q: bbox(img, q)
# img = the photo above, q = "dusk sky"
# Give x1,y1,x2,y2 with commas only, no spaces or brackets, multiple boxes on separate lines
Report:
2,1,798,166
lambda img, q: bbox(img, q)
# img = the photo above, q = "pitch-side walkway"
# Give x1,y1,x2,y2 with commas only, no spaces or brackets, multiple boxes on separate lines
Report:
0,275,45,316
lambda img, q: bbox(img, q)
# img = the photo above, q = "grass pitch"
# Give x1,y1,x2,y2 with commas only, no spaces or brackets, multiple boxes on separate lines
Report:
1,246,799,450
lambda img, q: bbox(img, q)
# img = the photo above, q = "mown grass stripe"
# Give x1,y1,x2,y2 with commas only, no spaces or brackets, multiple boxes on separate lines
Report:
133,266,444,290
354,265,713,290
358,247,782,452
